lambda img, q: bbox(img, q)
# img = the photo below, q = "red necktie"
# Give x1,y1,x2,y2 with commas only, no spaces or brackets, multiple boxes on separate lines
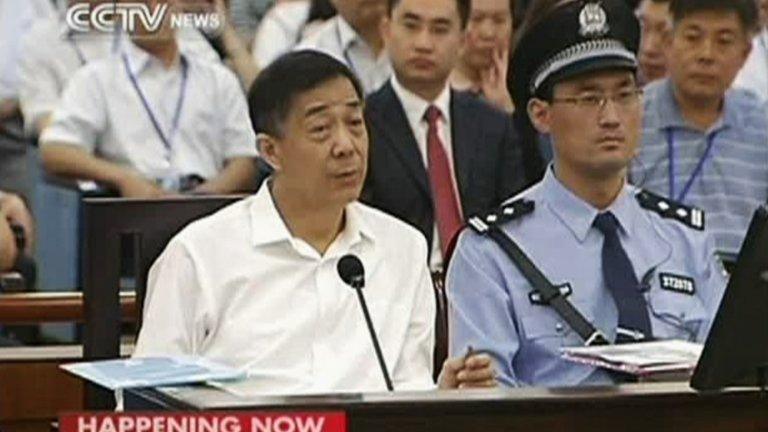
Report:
425,105,463,257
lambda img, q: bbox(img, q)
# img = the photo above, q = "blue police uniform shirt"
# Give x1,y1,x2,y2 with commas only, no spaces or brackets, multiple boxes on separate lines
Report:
447,166,728,387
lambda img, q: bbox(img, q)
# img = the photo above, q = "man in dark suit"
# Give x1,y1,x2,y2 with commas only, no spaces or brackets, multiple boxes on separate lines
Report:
363,0,526,271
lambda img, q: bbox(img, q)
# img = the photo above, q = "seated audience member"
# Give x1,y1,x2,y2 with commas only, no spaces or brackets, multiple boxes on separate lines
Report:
0,190,35,346
39,4,258,198
635,0,671,84
296,0,390,93
228,0,275,46
449,0,515,112
134,51,495,392
362,0,526,271
448,0,727,387
252,0,336,69
0,191,34,272
196,0,262,90
0,0,53,198
733,0,768,101
253,0,312,68
18,0,221,137
631,0,767,257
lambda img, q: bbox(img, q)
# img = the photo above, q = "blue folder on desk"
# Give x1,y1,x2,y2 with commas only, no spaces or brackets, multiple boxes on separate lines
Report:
61,356,245,390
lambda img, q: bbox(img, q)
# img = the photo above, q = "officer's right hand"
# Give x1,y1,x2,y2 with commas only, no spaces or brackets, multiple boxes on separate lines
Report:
438,353,497,389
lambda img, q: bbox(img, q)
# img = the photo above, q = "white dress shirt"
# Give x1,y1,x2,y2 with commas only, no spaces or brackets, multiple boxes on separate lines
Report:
0,0,53,100
296,16,391,94
18,18,220,135
733,29,768,102
134,183,436,393
252,0,310,68
40,40,256,185
390,76,461,271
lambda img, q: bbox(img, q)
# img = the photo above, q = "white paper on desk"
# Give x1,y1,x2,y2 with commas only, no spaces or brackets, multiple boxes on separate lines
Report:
61,356,245,390
561,340,703,375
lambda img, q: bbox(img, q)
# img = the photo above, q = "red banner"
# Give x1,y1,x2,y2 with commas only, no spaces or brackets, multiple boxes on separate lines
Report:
59,412,347,432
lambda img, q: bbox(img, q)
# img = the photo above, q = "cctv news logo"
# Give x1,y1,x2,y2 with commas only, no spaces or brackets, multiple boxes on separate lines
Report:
65,2,222,33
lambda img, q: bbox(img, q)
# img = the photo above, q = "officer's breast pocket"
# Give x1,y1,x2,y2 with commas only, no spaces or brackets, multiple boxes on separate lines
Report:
648,289,708,341
518,311,577,353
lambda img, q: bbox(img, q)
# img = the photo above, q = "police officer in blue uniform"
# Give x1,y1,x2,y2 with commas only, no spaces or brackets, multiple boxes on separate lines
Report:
446,0,728,387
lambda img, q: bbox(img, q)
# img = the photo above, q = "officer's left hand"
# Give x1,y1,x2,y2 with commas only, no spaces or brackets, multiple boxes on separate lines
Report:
437,353,497,389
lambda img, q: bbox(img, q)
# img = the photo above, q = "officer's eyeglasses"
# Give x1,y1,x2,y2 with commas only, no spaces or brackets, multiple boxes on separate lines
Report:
550,88,644,110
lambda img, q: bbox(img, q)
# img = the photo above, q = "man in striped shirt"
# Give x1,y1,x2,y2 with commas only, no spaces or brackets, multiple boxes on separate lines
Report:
631,0,768,257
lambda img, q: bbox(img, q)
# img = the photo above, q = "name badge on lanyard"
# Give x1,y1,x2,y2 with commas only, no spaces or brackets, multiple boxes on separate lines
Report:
122,52,189,163
666,128,722,203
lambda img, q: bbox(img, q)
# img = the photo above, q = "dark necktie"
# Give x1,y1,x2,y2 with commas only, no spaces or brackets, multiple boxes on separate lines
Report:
425,105,462,257
593,212,653,343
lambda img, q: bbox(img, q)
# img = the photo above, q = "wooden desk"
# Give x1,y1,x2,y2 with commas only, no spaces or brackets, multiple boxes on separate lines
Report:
0,355,82,432
0,345,133,432
125,382,768,431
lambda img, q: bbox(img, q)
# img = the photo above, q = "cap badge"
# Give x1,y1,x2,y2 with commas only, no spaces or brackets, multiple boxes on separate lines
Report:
579,2,609,38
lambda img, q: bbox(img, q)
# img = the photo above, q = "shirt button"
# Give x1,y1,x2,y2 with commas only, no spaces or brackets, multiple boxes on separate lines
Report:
555,323,564,332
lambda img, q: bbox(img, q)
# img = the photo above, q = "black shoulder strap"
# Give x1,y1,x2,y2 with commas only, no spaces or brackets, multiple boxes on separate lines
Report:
635,190,705,231
468,200,609,346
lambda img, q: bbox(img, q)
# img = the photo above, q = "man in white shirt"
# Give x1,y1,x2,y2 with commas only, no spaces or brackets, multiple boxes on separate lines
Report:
0,0,53,198
296,0,391,94
19,0,221,137
251,0,311,69
39,5,257,198
134,50,495,393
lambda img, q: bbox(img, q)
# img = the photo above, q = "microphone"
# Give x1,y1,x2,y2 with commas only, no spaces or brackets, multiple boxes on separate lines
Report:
337,254,394,391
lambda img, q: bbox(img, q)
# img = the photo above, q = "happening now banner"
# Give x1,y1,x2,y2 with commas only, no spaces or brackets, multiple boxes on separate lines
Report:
59,412,347,432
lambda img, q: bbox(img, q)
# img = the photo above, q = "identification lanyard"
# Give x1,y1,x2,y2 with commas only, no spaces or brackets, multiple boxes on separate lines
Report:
121,52,189,158
666,128,721,202
67,25,120,66
69,37,87,66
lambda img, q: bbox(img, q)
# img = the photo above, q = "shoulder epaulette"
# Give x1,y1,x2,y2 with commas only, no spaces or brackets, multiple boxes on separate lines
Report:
467,199,535,234
635,190,705,231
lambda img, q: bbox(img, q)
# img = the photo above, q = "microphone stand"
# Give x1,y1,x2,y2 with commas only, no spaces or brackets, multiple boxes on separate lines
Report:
352,286,394,391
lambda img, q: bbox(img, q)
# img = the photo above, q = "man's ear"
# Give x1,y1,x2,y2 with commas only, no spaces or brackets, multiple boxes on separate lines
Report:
740,35,753,67
527,98,552,134
257,133,282,172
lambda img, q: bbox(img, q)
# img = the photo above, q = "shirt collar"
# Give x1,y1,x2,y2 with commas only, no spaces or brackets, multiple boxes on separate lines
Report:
249,181,376,253
336,16,361,51
336,202,377,250
541,165,637,242
122,40,156,75
122,38,185,76
656,78,736,132
390,75,451,126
